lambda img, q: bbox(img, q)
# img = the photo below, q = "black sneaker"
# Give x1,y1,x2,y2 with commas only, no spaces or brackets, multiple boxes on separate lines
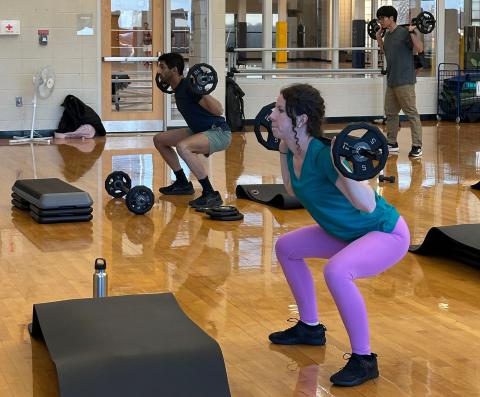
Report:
159,181,194,195
408,146,422,157
268,319,327,346
330,353,379,387
387,142,399,153
188,191,223,208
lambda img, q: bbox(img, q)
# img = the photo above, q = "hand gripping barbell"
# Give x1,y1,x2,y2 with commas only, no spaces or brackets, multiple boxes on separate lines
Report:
105,171,155,215
155,63,218,96
367,11,436,40
254,102,388,181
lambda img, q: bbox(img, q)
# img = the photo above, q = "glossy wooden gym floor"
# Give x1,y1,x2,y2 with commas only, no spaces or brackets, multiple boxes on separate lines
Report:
0,122,479,397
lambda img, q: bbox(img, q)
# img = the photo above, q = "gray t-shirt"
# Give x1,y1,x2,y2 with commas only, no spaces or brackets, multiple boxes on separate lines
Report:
383,26,416,87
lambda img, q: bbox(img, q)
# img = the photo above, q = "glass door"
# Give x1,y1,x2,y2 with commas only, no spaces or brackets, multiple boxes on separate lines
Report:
166,0,209,127
101,0,164,132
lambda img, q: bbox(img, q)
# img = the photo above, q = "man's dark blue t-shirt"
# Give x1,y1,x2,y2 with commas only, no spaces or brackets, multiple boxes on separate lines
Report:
174,78,228,133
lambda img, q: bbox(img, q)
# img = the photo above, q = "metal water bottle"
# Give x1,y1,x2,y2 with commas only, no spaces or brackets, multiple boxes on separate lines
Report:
93,258,108,298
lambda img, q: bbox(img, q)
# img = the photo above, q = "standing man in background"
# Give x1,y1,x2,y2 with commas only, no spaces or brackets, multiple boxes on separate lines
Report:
376,5,424,158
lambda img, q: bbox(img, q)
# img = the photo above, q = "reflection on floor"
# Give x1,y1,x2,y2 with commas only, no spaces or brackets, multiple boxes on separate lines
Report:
0,121,479,397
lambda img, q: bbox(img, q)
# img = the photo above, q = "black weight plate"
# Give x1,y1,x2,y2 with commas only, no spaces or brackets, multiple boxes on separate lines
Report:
125,185,155,215
254,102,279,151
206,205,238,213
187,63,218,95
208,212,244,221
400,11,436,33
367,19,385,40
415,11,436,34
206,206,239,217
332,122,387,181
155,72,174,94
105,171,131,198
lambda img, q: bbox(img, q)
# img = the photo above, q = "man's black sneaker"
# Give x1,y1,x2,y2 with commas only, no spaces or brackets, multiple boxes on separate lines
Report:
387,142,399,153
188,191,223,208
408,146,422,157
330,353,379,387
159,181,194,195
268,320,327,346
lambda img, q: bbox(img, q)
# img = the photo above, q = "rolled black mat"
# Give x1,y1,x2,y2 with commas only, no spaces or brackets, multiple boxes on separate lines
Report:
235,184,303,209
472,181,480,190
29,293,230,397
409,224,480,267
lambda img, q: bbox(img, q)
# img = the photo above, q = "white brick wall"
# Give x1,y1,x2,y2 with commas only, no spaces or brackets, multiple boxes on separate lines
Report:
0,0,99,132
211,0,226,111
237,76,437,120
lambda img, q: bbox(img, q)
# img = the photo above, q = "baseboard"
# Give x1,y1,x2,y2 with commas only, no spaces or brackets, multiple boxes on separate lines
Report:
0,130,54,139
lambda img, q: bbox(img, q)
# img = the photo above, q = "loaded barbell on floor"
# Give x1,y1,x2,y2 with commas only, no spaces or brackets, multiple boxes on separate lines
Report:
254,102,389,181
155,63,218,96
367,11,436,40
104,171,155,215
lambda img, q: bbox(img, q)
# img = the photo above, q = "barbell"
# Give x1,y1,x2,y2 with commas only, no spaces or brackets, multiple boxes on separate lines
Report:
104,171,155,215
367,11,436,40
155,63,218,96
254,103,389,181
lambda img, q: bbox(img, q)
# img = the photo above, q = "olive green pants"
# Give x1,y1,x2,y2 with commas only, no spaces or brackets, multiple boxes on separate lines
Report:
384,84,423,147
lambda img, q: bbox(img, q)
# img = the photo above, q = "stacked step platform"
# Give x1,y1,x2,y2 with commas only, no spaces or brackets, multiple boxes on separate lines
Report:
11,178,93,223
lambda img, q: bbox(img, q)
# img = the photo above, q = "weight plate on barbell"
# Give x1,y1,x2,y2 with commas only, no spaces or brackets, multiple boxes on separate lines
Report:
332,122,388,181
105,171,131,198
367,19,385,40
254,102,280,151
415,11,436,34
125,185,155,215
187,63,218,95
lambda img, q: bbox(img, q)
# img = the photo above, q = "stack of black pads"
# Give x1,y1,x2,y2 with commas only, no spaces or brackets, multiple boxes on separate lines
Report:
11,178,93,224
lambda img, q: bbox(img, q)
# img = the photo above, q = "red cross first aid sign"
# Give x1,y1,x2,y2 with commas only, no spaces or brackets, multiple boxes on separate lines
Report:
0,20,20,35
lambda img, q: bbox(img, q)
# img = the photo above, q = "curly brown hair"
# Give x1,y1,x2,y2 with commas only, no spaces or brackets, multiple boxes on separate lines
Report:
280,84,325,141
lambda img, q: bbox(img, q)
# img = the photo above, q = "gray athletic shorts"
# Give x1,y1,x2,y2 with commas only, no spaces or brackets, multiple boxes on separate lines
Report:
188,124,232,154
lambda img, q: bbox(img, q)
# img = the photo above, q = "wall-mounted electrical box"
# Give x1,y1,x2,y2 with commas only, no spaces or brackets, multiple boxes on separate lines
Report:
0,20,20,35
38,29,49,45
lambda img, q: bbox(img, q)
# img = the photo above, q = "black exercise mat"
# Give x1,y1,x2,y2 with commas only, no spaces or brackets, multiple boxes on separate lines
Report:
30,293,231,397
409,224,480,267
30,212,93,224
236,184,303,209
472,181,480,190
12,178,93,209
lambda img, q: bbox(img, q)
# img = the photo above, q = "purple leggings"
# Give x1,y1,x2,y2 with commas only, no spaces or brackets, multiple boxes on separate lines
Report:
275,216,410,355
